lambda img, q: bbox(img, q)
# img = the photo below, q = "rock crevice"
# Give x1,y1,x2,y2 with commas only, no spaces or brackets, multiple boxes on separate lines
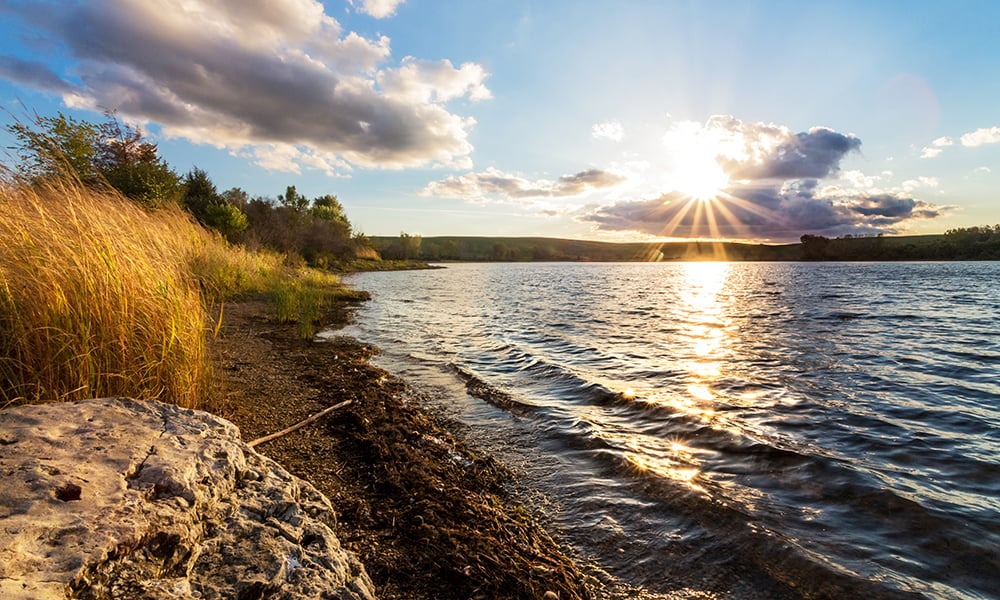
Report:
0,397,375,600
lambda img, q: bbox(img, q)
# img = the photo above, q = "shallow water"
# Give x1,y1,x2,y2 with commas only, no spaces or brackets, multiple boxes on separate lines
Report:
340,262,1000,599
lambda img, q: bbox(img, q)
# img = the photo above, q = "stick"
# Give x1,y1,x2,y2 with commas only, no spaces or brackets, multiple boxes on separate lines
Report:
248,399,352,448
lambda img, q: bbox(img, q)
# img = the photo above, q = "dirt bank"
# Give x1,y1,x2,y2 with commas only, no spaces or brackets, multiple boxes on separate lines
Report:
211,297,602,600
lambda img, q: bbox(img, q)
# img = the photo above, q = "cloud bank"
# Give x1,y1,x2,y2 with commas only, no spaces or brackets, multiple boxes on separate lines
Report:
583,116,945,240
0,0,487,173
960,126,1000,147
422,167,626,202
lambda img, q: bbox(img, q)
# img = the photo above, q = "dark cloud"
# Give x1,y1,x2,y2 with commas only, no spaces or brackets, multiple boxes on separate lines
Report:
582,181,942,241
423,167,626,201
727,127,862,181
0,55,77,94
583,116,929,240
0,0,488,171
556,169,628,195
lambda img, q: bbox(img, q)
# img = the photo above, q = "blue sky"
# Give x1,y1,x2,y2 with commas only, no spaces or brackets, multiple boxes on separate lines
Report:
1,0,998,242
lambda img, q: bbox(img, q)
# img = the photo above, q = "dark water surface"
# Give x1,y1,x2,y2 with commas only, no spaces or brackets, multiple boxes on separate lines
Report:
339,262,1000,600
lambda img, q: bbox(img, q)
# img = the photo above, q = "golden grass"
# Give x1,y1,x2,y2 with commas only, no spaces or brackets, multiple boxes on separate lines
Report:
0,175,368,408
1,178,215,408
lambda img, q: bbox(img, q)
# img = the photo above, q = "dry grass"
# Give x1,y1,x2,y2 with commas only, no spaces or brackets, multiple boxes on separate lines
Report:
0,177,215,407
0,174,367,408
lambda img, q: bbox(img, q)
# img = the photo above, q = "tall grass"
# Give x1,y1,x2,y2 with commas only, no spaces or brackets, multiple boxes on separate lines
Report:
0,175,368,408
0,177,216,407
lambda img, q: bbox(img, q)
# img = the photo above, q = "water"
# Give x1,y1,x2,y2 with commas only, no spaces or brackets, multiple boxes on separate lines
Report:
338,262,1000,600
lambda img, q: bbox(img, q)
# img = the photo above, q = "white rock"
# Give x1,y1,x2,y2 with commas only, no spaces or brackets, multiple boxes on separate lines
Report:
0,397,375,600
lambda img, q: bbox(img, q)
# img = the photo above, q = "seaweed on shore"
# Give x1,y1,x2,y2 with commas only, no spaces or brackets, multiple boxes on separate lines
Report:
213,298,599,600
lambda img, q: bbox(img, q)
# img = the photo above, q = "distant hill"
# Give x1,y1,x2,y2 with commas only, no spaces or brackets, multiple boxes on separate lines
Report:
372,235,797,261
369,228,1000,262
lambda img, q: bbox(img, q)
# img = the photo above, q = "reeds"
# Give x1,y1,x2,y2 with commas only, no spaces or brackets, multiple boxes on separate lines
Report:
0,177,213,407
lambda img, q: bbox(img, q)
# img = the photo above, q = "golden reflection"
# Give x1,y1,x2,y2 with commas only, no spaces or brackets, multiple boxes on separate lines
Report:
625,452,707,495
639,263,733,422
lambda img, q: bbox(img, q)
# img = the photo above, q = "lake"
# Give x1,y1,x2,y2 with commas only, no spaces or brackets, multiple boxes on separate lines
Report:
340,262,1000,600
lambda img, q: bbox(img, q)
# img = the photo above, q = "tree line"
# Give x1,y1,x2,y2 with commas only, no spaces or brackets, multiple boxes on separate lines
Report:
800,228,1000,261
5,112,376,267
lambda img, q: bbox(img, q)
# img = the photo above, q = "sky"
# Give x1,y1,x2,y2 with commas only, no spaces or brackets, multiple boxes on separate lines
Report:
1,0,998,243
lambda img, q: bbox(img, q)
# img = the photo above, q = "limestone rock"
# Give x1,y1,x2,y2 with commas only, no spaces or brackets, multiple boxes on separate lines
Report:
0,397,375,600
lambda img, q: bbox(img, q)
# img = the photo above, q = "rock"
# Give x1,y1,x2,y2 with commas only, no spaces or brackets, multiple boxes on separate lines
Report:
0,397,375,600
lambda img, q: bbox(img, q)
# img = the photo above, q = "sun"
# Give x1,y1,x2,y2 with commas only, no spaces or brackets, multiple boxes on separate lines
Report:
670,153,731,201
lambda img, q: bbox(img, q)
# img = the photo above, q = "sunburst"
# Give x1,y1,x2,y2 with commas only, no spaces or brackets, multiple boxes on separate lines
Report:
671,154,731,202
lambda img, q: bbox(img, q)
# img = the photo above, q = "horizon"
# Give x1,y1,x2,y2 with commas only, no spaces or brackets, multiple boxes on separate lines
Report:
1,1,998,243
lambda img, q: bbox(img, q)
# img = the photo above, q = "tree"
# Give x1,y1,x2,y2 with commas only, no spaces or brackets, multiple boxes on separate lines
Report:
800,234,830,260
279,185,309,213
182,168,220,217
6,111,183,206
310,194,351,234
182,168,247,239
220,187,249,209
7,113,102,183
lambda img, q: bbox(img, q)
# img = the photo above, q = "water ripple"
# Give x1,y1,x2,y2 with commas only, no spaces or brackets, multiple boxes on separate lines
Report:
343,262,1000,600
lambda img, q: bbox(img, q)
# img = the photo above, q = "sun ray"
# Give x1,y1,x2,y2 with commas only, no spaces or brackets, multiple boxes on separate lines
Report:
658,197,699,238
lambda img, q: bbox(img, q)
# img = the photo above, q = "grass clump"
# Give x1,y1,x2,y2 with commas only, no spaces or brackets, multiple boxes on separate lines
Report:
272,269,370,338
0,178,211,408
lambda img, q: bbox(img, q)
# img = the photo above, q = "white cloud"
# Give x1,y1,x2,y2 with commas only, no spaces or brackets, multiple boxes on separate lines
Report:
240,144,352,177
353,0,406,19
840,169,882,189
973,166,992,175
659,116,861,181
592,120,624,142
920,135,954,158
960,126,1000,147
901,176,940,192
422,167,627,203
580,116,944,241
377,57,492,103
1,0,487,174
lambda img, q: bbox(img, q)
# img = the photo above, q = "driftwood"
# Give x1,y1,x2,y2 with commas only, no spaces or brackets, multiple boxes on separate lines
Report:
248,399,352,448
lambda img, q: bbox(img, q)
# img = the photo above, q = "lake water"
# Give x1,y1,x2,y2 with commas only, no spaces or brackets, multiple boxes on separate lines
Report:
339,262,1000,600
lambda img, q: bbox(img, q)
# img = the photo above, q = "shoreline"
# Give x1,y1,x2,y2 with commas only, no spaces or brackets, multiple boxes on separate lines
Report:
211,297,607,600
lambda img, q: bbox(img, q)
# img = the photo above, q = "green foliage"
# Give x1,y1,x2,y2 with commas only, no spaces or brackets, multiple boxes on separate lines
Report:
7,113,102,183
98,113,183,206
182,168,248,239
372,236,799,262
279,185,309,213
379,232,424,260
239,186,371,267
203,203,249,238
6,112,183,206
310,194,351,233
270,269,369,338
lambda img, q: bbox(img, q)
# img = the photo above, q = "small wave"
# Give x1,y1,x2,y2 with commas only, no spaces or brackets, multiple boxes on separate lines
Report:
449,364,537,413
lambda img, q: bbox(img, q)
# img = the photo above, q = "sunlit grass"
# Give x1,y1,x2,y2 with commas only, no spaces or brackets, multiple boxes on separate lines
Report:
0,176,365,408
0,177,213,407
272,268,369,338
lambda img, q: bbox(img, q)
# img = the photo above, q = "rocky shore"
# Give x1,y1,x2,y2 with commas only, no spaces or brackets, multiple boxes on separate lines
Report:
210,298,601,600
0,397,374,600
